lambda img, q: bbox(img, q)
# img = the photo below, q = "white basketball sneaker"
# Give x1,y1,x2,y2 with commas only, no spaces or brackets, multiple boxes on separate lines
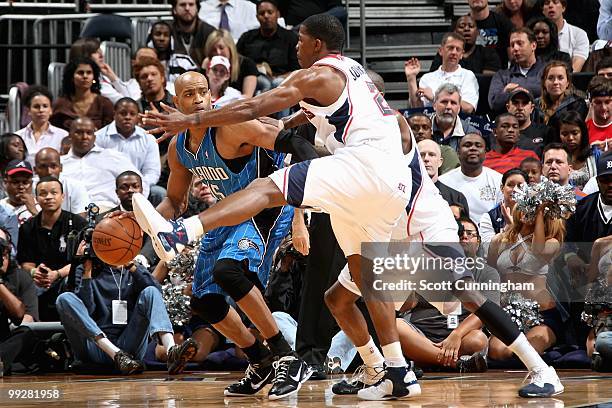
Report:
518,366,564,398
357,366,421,401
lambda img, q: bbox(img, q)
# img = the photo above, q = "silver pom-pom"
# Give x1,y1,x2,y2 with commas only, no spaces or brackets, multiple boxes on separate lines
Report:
501,292,542,333
162,242,200,327
166,241,200,284
512,177,576,223
162,283,192,327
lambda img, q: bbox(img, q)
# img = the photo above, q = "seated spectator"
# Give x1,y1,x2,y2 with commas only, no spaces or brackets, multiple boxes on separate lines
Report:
599,0,612,41
0,206,18,251
202,30,258,97
17,176,86,322
50,57,114,131
0,227,37,323
237,0,299,93
586,76,612,147
479,168,528,243
506,88,552,158
33,148,90,215
134,57,175,114
487,197,565,360
397,217,498,372
534,61,588,128
542,0,590,72
55,250,197,374
595,56,612,79
0,134,28,200
70,38,141,104
563,0,601,43
484,113,539,173
542,142,587,199
495,0,536,28
170,0,215,66
520,156,543,184
198,0,259,42
0,234,28,339
550,111,597,190
16,86,68,164
488,28,546,114
408,113,459,175
147,21,199,85
95,98,162,202
417,139,470,214
60,117,145,210
406,33,479,113
527,16,572,67
205,56,243,106
429,84,480,152
439,133,503,223
468,0,514,67
430,14,501,75
278,0,347,28
1,160,39,225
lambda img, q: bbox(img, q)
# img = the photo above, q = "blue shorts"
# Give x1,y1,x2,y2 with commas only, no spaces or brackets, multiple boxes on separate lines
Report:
191,205,293,298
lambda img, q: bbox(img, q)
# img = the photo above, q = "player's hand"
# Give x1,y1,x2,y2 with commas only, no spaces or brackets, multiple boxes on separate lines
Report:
257,116,283,131
404,58,421,78
434,331,462,367
291,227,310,256
141,103,193,142
105,210,135,220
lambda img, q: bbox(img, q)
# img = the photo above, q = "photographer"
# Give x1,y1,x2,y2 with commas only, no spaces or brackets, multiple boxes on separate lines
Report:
55,241,196,375
17,176,86,321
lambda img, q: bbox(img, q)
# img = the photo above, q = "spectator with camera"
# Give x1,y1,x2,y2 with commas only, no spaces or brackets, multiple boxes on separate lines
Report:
55,241,197,374
17,176,86,322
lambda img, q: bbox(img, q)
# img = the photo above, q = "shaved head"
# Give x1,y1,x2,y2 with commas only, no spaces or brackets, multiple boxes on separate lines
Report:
418,139,441,156
174,71,208,96
34,147,62,177
35,147,60,163
173,71,212,115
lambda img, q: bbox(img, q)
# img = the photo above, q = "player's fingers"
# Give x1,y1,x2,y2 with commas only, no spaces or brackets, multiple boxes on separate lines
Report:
160,102,178,113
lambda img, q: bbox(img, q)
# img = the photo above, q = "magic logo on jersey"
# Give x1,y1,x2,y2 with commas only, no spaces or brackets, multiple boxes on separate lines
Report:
188,166,229,182
237,238,261,257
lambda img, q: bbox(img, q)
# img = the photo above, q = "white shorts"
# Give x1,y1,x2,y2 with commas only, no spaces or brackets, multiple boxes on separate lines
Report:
269,144,411,256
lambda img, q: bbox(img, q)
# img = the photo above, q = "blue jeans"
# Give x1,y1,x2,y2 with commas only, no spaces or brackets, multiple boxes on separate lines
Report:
272,311,297,351
56,286,173,365
596,331,612,360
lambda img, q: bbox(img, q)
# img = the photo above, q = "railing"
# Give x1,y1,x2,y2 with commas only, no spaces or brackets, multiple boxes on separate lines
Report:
7,86,21,133
47,62,65,99
100,41,131,81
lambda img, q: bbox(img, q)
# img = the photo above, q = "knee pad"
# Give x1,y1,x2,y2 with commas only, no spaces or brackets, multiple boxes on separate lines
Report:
190,293,230,325
212,258,255,301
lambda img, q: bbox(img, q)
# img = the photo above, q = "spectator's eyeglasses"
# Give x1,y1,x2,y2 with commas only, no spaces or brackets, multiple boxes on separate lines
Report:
460,230,478,238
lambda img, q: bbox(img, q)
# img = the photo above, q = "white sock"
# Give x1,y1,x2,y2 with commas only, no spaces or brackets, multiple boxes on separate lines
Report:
381,342,406,368
183,215,205,242
158,332,176,354
355,337,385,368
507,333,547,371
96,337,120,358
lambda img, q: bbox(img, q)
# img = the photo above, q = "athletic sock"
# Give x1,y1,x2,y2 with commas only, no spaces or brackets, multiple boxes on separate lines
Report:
96,336,120,358
355,337,385,367
508,333,548,371
265,331,295,357
183,215,205,242
241,338,273,364
381,341,407,368
158,332,176,354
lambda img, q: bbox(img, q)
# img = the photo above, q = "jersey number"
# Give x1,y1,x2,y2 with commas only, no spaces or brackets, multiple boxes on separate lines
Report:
210,184,226,200
366,81,394,116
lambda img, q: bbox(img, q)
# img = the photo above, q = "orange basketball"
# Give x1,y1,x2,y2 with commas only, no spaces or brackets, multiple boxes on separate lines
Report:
92,217,143,266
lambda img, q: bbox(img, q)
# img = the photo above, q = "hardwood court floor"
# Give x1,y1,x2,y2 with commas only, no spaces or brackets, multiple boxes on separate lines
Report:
1,370,611,407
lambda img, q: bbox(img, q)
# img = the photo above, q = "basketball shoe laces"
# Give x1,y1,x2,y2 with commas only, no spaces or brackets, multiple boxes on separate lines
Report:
272,356,293,384
522,367,546,386
351,364,385,386
237,363,259,386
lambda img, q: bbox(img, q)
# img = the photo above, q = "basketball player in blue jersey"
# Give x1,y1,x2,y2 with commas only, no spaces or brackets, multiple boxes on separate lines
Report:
138,15,564,400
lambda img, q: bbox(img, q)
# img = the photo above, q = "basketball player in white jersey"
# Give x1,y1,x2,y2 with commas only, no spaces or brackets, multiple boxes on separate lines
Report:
139,14,563,400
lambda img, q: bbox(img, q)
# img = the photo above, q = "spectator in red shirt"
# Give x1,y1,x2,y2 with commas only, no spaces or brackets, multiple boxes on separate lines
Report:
484,113,539,173
586,76,612,146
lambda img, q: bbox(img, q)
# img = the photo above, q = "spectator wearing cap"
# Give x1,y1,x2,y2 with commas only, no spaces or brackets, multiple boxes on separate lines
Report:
506,88,553,158
0,160,39,226
542,0,590,72
15,86,68,165
418,139,470,214
439,133,503,224
488,28,546,114
408,113,459,175
586,76,612,147
237,0,299,93
406,33,479,114
429,84,480,152
484,113,539,174
17,176,87,322
205,56,242,106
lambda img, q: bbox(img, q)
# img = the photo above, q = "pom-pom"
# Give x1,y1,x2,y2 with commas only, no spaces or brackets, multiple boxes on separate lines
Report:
162,242,200,326
501,292,542,332
512,177,576,223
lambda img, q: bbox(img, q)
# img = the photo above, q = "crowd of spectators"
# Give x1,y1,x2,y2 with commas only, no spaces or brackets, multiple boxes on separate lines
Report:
0,0,611,377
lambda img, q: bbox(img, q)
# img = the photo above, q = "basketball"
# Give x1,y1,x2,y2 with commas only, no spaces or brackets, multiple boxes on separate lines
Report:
92,217,143,266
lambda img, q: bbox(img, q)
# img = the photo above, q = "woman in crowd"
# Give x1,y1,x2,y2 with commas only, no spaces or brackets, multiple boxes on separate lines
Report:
69,37,141,103
495,0,536,28
201,30,258,98
534,61,588,129
527,17,572,66
487,200,565,360
479,168,528,243
430,14,501,75
551,111,598,190
15,86,67,164
205,56,242,107
147,21,199,86
0,133,28,199
50,57,114,131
